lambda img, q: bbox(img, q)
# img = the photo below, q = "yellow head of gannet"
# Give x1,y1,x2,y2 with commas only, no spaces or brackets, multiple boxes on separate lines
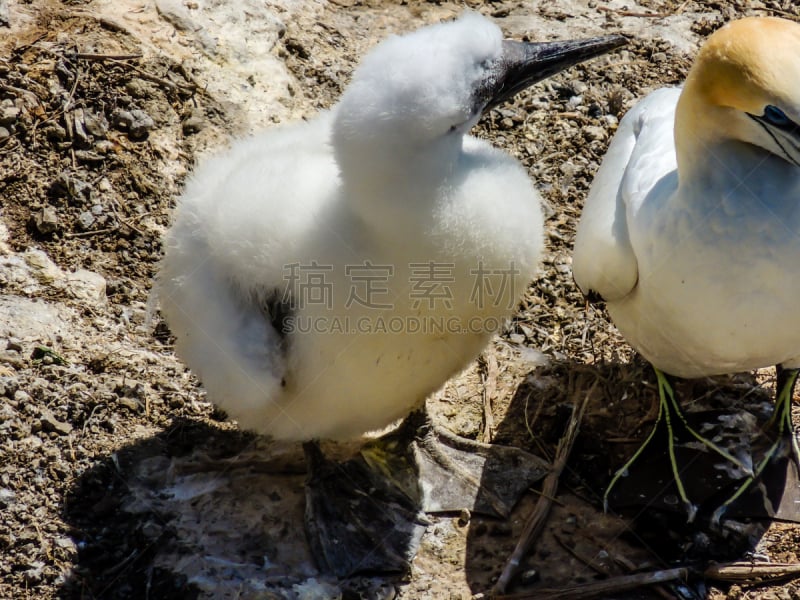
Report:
676,17,800,177
573,16,800,523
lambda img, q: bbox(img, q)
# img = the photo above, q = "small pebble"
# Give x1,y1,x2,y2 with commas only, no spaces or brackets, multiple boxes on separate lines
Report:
602,114,619,127
40,407,73,436
54,536,77,551
23,561,46,584
112,109,134,130
0,488,16,507
43,123,68,142
77,211,95,231
0,104,20,126
129,109,155,139
53,171,92,200
182,110,205,135
13,390,31,406
117,397,140,411
94,139,115,154
457,508,471,527
519,568,539,585
74,151,103,164
32,207,59,235
508,333,525,345
112,108,155,137
83,109,109,137
582,125,607,142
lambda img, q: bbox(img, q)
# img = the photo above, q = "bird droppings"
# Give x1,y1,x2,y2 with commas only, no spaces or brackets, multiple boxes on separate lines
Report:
1,0,800,599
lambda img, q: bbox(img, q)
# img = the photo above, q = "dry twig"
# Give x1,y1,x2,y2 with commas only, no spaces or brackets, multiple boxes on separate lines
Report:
748,7,799,19
126,62,196,93
64,226,119,239
493,567,689,600
58,47,194,94
108,196,145,236
68,52,144,61
597,0,689,18
480,350,500,443
492,378,597,594
705,561,800,583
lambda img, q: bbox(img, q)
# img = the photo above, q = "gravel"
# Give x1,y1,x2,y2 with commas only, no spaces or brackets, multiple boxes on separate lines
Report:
1,0,799,599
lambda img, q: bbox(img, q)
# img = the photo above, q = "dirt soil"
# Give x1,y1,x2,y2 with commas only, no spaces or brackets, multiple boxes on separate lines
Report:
2,0,800,599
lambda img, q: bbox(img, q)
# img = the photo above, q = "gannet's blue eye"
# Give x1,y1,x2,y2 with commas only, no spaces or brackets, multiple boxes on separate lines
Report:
763,105,791,127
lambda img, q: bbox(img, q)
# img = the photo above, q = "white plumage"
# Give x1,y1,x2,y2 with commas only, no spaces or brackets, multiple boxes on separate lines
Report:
158,14,544,442
573,16,800,518
575,16,800,379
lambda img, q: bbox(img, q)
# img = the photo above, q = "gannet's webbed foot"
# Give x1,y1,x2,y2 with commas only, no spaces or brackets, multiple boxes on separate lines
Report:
712,366,800,524
605,368,751,522
362,407,549,518
303,406,548,577
303,440,429,577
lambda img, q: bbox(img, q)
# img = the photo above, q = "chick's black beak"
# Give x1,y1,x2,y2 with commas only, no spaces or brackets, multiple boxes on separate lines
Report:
480,35,628,111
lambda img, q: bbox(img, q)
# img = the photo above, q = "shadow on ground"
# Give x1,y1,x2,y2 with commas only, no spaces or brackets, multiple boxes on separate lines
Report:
59,418,311,599
58,361,796,599
465,359,797,598
59,418,403,599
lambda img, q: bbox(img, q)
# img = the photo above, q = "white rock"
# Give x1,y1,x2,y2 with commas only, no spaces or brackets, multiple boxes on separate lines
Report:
66,269,107,303
0,297,65,343
24,248,62,285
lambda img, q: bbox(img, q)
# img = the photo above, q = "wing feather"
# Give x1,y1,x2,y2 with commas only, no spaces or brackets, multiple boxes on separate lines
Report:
573,87,681,301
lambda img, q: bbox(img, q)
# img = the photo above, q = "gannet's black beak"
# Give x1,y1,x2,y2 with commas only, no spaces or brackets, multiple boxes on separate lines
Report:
479,35,628,111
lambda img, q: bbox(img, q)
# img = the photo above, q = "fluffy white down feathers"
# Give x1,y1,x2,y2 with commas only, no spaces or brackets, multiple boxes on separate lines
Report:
157,13,544,441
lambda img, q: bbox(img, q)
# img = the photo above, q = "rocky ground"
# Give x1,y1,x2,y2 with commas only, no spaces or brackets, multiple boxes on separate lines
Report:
1,0,800,598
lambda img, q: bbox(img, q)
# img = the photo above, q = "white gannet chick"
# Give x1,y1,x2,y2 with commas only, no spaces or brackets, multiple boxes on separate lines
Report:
158,12,626,575
573,17,800,523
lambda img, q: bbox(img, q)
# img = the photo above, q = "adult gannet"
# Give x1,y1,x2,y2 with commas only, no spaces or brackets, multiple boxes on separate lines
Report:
573,17,800,523
158,12,626,575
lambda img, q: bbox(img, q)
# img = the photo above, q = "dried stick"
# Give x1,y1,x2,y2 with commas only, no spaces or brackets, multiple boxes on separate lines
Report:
480,349,499,443
69,52,144,61
64,227,119,239
493,567,688,600
745,7,798,19
492,380,596,594
597,0,689,18
127,63,196,93
705,561,800,582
